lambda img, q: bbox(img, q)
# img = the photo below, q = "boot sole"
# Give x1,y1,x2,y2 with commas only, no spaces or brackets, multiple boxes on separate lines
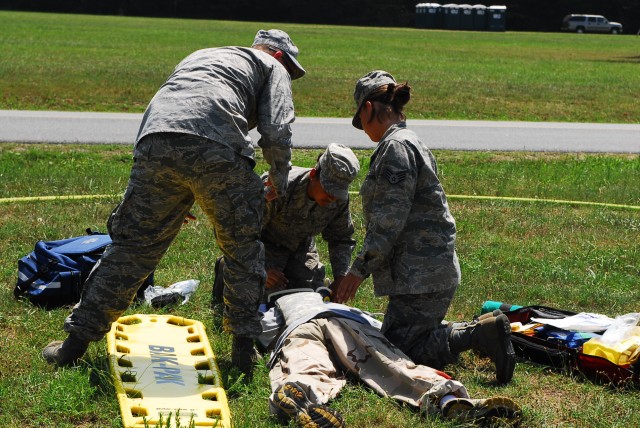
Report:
445,396,522,426
494,314,516,384
269,382,312,422
306,404,346,428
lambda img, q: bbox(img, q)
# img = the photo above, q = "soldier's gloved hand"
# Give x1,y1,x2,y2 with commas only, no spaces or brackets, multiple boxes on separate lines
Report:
266,268,288,291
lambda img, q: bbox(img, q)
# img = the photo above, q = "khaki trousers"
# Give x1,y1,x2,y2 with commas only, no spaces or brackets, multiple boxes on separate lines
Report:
269,317,469,412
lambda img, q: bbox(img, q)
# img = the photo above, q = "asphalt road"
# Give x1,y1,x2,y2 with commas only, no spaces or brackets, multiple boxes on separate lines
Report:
1,110,638,153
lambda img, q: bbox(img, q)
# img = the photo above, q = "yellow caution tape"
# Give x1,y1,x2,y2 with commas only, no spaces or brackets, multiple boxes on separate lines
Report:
1,192,638,211
446,194,640,211
0,194,118,204
349,191,640,211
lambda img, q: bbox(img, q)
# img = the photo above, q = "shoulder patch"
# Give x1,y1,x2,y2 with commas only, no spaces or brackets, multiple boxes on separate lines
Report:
382,168,407,184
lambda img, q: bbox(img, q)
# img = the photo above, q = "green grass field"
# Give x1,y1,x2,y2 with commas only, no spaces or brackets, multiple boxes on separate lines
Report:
0,10,639,428
1,144,638,428
1,11,639,123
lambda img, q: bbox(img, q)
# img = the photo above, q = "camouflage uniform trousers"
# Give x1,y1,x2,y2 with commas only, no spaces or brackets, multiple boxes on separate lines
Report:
216,240,325,303
64,133,266,341
381,288,458,370
264,238,326,291
269,317,469,411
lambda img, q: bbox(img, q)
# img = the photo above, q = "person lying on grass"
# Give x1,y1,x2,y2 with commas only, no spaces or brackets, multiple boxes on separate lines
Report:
259,290,522,427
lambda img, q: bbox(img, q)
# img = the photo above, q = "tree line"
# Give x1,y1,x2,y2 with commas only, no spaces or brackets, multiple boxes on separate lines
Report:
1,0,638,33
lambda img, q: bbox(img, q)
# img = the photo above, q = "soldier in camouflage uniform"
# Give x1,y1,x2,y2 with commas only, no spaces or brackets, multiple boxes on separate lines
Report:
263,291,522,427
42,29,306,376
333,71,516,384
213,143,359,303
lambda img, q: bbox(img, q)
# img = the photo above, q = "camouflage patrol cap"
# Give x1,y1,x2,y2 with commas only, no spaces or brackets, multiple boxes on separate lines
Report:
352,70,397,129
253,29,306,80
316,143,360,200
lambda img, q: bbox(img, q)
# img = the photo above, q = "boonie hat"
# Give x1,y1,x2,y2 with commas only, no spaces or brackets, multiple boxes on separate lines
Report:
352,70,397,129
316,143,360,200
253,29,306,80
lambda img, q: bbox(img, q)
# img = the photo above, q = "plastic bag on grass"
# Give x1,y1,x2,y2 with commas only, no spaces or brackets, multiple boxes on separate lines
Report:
582,313,640,366
599,313,640,345
143,279,200,308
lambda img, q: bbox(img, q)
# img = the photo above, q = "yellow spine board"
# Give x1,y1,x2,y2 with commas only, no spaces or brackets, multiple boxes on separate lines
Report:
106,314,231,428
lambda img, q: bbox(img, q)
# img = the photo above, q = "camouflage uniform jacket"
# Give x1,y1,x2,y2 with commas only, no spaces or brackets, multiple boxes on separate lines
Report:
350,122,460,296
261,166,356,276
136,46,294,195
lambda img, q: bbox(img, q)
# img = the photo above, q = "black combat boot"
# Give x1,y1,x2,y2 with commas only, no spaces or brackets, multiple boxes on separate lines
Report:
449,314,515,383
231,335,260,378
42,334,90,367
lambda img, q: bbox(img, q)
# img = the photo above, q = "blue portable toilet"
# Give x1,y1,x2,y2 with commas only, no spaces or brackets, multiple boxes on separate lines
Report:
459,4,474,30
442,4,461,30
472,4,487,30
416,3,442,29
425,3,442,29
487,5,507,31
415,3,427,28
